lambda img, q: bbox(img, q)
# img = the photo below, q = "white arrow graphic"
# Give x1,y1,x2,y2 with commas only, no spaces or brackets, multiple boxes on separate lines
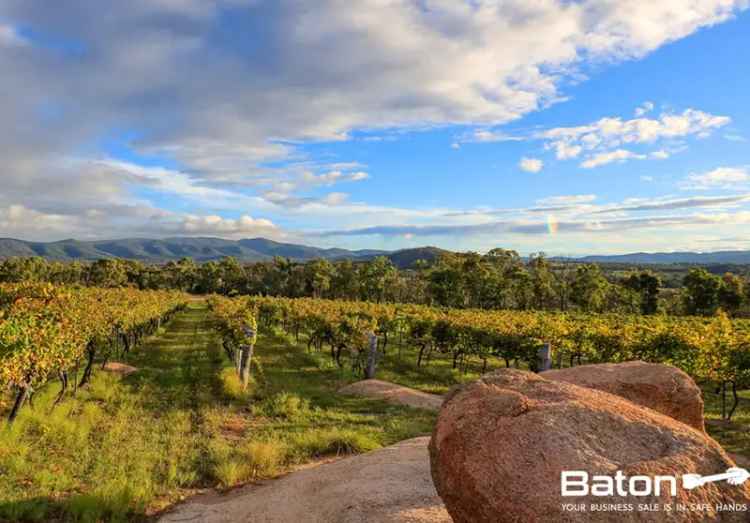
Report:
682,467,750,490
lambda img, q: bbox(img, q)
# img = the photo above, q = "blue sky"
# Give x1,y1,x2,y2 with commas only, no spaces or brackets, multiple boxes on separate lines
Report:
1,1,749,255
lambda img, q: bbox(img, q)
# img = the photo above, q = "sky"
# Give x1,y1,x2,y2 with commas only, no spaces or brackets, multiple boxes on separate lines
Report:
1,0,750,256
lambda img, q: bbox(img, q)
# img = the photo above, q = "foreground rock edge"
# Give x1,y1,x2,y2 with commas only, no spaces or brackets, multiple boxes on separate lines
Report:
429,368,750,523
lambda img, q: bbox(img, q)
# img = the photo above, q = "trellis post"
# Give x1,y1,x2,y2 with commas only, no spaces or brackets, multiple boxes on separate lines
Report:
537,342,552,372
365,332,378,379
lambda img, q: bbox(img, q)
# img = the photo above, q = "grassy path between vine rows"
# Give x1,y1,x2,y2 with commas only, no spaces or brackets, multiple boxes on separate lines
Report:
0,303,227,522
0,303,436,522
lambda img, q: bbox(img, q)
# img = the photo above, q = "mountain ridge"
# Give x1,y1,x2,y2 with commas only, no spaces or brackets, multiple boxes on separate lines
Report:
0,237,447,269
1,237,750,266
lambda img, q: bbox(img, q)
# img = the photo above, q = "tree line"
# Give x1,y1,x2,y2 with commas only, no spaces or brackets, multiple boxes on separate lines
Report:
0,250,748,317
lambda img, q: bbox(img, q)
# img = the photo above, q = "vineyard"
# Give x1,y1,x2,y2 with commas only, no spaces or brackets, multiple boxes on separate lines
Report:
4,287,750,426
0,283,187,422
238,296,750,419
3,288,750,520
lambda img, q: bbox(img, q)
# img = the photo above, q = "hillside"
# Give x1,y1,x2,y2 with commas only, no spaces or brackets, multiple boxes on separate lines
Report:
0,237,443,268
575,250,750,265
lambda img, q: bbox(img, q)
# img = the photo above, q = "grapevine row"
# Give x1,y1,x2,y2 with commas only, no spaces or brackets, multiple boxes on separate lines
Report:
240,296,750,416
0,283,188,422
209,295,259,390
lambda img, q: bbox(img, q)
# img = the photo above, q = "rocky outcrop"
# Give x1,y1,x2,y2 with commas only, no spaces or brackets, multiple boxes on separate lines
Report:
430,369,750,522
543,361,705,431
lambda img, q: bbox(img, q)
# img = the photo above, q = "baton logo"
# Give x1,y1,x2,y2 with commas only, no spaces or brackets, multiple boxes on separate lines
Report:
562,468,750,497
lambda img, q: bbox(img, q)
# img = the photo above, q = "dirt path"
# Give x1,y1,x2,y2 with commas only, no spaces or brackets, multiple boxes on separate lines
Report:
159,437,450,523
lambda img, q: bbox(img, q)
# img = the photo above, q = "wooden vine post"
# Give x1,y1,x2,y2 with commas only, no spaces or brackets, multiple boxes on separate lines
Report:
239,324,256,390
365,332,378,379
537,342,552,372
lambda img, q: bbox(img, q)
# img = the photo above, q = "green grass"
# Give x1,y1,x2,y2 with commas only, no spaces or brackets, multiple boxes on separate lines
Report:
0,305,436,521
236,331,437,467
702,385,750,460
375,343,492,395
0,304,228,522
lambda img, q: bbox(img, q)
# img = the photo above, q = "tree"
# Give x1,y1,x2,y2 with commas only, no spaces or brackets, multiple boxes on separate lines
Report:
258,257,295,296
552,264,577,311
570,265,609,312
484,248,522,309
683,268,722,316
0,257,49,282
196,261,220,294
361,257,397,303
509,266,534,310
622,271,661,315
719,273,745,315
528,253,556,310
331,260,361,300
461,253,489,308
165,257,198,292
88,259,128,287
217,257,245,295
304,259,334,298
426,255,465,307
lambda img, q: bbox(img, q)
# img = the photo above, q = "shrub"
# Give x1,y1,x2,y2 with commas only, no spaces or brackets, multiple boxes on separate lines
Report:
240,440,286,477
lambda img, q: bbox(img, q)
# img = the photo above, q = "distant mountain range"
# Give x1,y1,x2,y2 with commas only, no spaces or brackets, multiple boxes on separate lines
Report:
0,237,448,269
572,251,750,265
1,237,750,267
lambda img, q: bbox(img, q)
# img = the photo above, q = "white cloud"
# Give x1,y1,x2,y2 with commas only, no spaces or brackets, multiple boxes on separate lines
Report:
581,149,646,169
261,190,351,209
91,159,261,209
552,142,583,160
681,167,750,190
461,129,525,144
321,192,349,206
542,107,729,168
320,211,750,241
301,170,369,186
177,214,277,236
593,194,750,213
0,1,747,242
635,101,655,117
536,195,597,206
0,24,26,47
0,204,76,235
519,157,544,173
650,149,671,160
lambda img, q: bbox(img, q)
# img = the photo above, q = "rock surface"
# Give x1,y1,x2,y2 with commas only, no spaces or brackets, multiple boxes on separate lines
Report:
160,437,450,523
430,369,750,523
339,379,443,411
543,360,705,431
